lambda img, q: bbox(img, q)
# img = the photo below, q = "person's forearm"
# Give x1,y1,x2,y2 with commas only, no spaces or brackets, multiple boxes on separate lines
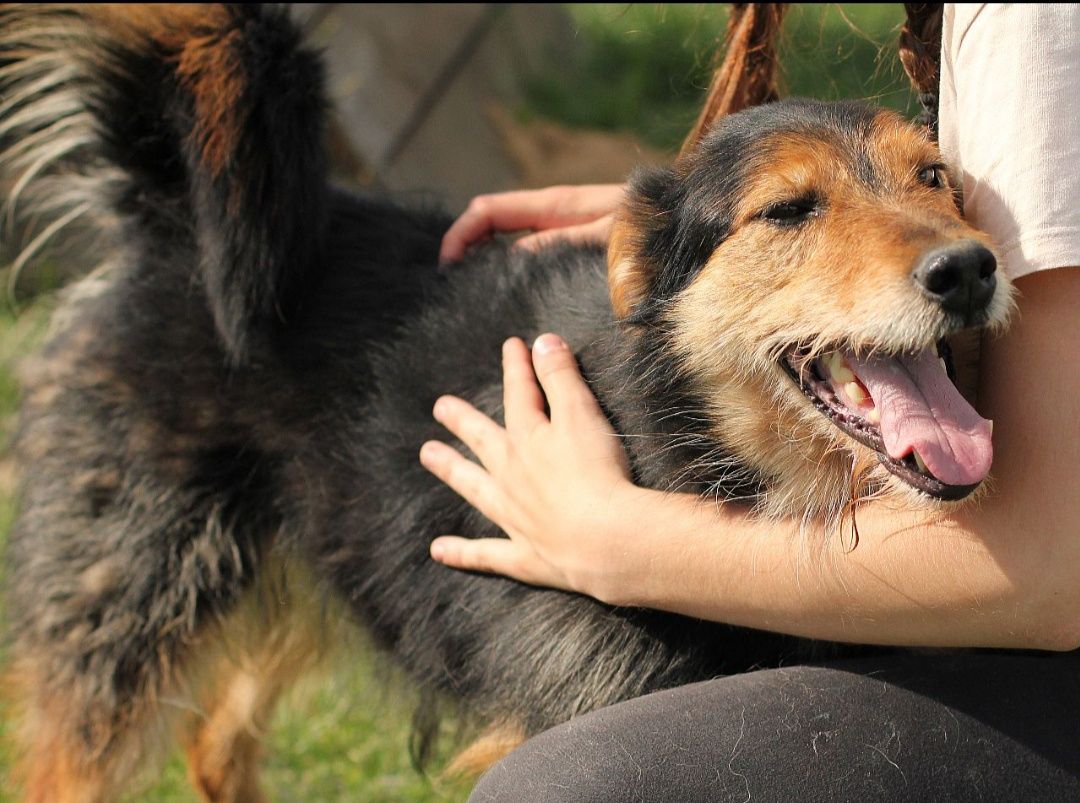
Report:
604,487,1075,651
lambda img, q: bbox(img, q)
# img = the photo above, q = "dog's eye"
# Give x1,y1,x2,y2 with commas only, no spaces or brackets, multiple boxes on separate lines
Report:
760,198,819,226
917,165,946,189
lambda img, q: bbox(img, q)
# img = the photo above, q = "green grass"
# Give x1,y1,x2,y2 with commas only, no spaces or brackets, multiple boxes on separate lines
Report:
124,667,473,803
524,3,916,152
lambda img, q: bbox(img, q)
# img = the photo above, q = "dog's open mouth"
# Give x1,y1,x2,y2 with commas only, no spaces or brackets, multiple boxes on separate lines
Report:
781,343,993,500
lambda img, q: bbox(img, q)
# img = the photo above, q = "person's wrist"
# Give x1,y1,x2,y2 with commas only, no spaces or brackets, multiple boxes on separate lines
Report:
571,484,671,607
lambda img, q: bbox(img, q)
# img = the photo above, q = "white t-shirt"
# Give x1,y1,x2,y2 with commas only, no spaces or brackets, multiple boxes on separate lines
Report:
938,3,1080,278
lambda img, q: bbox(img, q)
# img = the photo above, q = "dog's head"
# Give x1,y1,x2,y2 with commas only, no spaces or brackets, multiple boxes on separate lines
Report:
608,99,1013,516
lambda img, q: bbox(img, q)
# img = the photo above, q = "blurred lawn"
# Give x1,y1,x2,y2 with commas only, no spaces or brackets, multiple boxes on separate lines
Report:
0,4,919,800
525,4,914,152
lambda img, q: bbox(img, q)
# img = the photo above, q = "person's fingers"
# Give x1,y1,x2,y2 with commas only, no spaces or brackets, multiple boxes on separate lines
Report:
419,440,507,525
439,232,491,270
439,186,623,264
530,334,606,425
439,195,501,264
429,535,530,579
432,395,508,470
513,216,614,253
502,337,548,433
439,189,574,264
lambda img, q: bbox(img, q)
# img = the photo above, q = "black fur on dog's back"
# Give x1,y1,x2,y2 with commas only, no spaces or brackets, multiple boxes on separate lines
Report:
1,5,865,792
302,242,819,749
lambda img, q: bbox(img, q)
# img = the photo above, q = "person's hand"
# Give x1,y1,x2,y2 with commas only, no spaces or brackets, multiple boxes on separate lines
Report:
420,333,649,598
438,184,625,265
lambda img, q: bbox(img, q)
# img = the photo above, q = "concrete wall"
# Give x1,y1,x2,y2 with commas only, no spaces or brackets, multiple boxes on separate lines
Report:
293,4,581,211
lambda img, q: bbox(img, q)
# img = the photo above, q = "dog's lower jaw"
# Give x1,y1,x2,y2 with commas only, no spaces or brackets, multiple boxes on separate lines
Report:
756,459,859,524
702,404,860,524
701,382,938,526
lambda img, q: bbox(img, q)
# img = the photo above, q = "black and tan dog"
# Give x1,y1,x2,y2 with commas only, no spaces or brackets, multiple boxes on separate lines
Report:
0,5,1012,802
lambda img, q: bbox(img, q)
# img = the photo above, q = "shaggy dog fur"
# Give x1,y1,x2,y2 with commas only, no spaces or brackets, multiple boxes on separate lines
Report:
0,5,1012,801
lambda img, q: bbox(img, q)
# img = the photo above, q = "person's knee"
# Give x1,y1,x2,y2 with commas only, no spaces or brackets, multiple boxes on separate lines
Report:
468,656,1080,801
467,718,624,803
466,678,767,803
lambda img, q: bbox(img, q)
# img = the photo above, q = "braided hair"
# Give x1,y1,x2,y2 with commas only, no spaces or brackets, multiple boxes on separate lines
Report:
682,3,945,152
899,3,944,135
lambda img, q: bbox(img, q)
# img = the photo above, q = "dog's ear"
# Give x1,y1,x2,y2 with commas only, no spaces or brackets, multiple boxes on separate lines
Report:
608,161,734,323
607,168,677,320
608,165,725,322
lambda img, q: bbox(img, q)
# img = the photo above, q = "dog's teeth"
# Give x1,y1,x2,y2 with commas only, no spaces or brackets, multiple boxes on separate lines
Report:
939,357,948,374
988,419,994,436
826,352,855,383
867,406,881,424
913,450,929,474
844,381,868,405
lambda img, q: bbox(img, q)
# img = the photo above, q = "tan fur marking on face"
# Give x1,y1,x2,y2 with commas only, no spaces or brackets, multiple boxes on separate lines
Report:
726,134,848,226
663,117,1012,516
701,373,859,520
867,111,948,192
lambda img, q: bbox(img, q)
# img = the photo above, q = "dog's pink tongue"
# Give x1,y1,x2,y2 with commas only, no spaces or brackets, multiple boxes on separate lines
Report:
844,349,993,486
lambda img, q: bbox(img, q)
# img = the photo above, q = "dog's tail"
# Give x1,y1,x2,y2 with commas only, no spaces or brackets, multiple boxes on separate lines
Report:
0,4,327,363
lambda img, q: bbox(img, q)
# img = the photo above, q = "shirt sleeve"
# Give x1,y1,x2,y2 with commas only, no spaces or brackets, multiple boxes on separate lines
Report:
938,3,1080,279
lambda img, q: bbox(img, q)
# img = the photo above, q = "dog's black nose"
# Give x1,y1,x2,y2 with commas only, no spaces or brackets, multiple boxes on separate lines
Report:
913,240,997,322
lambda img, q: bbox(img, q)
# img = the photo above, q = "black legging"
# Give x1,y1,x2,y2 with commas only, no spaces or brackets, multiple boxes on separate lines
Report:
469,651,1080,802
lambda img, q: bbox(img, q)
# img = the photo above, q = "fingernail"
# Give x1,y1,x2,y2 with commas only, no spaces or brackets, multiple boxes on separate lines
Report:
419,441,437,465
515,239,541,253
533,334,566,355
429,535,451,561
